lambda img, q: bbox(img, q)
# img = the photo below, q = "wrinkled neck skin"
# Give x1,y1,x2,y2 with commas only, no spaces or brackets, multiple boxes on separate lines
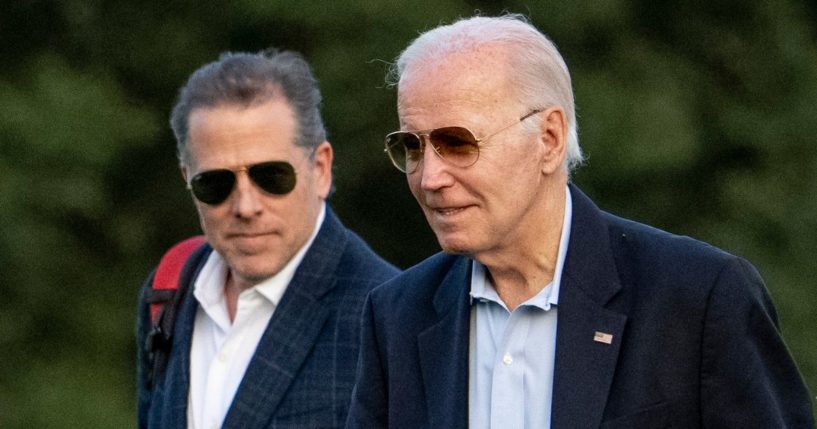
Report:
476,178,566,311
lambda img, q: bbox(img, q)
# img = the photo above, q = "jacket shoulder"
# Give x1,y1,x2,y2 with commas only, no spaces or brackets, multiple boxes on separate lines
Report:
336,229,400,285
603,211,737,270
369,252,464,303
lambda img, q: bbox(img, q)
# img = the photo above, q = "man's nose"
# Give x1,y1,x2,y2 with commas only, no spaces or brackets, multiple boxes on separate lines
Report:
230,171,264,217
418,140,454,191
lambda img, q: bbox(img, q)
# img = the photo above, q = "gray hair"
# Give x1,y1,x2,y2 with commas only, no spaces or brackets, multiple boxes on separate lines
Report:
170,49,326,165
388,14,583,172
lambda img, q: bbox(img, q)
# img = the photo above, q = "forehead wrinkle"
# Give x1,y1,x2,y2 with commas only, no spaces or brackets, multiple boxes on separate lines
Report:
397,98,483,128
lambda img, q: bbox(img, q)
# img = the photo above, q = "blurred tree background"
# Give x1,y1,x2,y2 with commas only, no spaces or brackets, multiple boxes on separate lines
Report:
1,0,815,426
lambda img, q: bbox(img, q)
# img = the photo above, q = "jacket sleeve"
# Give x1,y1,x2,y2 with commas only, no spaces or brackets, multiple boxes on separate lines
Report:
346,293,389,429
135,271,155,429
700,257,814,428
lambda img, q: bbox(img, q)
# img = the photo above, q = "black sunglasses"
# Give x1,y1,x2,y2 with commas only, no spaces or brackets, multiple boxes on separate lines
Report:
188,160,297,205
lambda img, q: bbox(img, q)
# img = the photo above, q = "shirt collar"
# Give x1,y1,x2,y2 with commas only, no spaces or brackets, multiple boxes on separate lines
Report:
469,187,572,311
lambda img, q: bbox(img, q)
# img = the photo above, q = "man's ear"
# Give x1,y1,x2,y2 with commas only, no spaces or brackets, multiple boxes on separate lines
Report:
538,107,568,175
312,141,333,199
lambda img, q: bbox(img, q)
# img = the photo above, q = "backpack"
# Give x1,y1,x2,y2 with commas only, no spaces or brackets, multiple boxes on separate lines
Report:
143,235,208,387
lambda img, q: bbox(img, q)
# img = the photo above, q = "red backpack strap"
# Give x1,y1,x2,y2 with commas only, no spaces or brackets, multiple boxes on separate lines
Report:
149,235,207,323
142,235,207,388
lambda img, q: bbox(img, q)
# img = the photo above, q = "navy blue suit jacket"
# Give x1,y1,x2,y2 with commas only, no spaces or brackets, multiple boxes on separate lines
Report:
347,186,814,428
137,208,398,428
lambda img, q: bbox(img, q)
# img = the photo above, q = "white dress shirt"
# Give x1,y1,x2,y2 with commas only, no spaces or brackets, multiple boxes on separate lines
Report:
187,205,325,429
468,187,572,429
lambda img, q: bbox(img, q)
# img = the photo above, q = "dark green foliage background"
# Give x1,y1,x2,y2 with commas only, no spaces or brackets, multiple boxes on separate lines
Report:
1,1,815,426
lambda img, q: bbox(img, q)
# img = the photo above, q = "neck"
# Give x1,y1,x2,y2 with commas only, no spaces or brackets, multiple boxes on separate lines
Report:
478,184,566,311
224,271,255,323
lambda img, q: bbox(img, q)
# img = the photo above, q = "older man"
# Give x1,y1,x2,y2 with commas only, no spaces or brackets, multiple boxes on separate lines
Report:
136,49,397,428
347,15,813,428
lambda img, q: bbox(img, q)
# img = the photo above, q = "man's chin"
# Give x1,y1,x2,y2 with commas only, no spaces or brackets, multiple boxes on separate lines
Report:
230,269,276,288
227,258,285,287
436,235,473,256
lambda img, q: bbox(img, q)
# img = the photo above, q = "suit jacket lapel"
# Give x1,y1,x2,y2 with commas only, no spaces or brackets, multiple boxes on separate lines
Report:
223,209,348,428
551,186,627,428
417,256,472,429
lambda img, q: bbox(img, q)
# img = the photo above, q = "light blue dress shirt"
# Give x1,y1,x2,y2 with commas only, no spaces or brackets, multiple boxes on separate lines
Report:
468,187,572,429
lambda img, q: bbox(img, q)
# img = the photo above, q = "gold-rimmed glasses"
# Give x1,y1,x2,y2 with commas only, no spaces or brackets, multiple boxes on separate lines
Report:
384,109,543,174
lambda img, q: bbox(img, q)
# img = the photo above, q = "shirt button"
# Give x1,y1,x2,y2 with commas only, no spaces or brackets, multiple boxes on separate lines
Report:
218,352,228,363
503,353,513,365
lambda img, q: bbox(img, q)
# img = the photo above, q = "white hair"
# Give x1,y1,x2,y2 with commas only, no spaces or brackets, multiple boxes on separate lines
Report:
388,14,583,173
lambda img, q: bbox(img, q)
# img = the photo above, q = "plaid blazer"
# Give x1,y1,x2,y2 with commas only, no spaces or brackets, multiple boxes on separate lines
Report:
137,207,398,428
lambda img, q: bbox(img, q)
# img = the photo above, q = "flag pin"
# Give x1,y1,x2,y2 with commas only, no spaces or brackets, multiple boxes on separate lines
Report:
594,331,614,344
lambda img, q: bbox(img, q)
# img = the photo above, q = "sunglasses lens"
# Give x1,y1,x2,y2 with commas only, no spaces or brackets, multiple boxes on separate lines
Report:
428,127,479,166
190,169,236,205
249,161,296,195
385,132,422,173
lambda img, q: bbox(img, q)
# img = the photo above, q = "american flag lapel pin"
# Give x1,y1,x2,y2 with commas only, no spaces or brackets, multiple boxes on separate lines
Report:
594,331,614,344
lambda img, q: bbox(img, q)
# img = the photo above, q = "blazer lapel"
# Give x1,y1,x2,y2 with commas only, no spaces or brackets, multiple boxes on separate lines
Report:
551,186,627,428
417,256,472,429
223,209,348,427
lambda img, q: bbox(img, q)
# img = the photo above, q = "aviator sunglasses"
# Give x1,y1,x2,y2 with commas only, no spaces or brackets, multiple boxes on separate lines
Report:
187,160,297,205
384,108,543,174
